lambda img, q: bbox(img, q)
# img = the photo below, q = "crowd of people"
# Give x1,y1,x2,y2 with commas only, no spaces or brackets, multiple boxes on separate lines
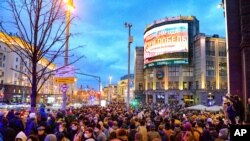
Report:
0,94,249,141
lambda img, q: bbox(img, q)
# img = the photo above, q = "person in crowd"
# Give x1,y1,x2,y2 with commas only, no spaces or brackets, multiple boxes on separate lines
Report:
134,132,143,141
26,135,39,141
165,122,173,140
158,124,168,141
137,119,148,141
37,125,47,141
116,128,128,141
25,112,37,136
8,111,24,134
147,124,161,141
215,128,228,141
44,134,57,141
128,121,137,141
55,122,69,139
193,121,203,141
170,124,182,141
94,124,107,141
6,109,15,121
99,121,110,140
68,121,79,141
83,127,96,141
15,131,27,141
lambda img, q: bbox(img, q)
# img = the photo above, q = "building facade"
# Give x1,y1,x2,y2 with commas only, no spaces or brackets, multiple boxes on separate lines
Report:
193,33,227,105
134,16,227,106
117,74,134,102
0,32,61,104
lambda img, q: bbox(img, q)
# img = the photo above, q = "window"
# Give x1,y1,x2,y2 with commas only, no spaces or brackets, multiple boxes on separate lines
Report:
156,82,161,89
219,62,227,76
206,61,215,76
1,72,4,77
196,81,199,89
206,41,215,56
183,82,188,89
168,81,179,89
138,83,143,90
219,46,226,56
168,66,179,76
182,66,193,76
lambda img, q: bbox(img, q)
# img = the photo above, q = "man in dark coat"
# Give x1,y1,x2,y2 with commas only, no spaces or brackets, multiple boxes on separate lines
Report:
25,112,37,136
8,112,24,133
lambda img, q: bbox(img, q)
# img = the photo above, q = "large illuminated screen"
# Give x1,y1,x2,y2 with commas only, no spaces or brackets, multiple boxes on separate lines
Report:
144,23,189,68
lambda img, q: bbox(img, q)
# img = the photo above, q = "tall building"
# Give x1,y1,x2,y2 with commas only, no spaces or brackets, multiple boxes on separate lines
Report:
193,33,227,105
223,0,250,117
134,47,145,102
134,16,227,106
143,16,199,105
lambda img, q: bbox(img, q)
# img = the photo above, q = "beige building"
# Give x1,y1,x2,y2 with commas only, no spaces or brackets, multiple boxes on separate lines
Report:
193,33,227,105
0,32,61,103
102,84,117,102
117,74,134,102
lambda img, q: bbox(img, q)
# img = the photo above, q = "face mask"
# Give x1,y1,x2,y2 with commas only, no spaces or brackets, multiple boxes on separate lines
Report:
84,133,91,138
59,128,64,132
72,126,78,131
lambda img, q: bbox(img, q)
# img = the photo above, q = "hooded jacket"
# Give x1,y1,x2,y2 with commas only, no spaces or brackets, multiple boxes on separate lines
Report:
15,131,27,141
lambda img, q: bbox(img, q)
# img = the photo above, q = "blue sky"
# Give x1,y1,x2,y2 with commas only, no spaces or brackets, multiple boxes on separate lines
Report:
1,0,226,90
69,0,225,90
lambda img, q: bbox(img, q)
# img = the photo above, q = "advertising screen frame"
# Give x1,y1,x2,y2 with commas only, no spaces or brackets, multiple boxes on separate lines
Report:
144,23,189,68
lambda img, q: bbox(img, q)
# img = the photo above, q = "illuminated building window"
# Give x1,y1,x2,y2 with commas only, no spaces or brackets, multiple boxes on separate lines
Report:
219,45,226,57
219,62,227,76
206,61,215,76
183,82,188,89
169,81,178,89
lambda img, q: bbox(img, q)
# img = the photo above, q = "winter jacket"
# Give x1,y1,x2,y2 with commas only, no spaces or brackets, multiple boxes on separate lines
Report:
8,116,24,133
25,118,37,136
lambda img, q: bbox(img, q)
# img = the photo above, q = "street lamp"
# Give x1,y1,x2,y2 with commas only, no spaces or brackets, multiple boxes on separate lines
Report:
125,22,133,112
62,0,75,111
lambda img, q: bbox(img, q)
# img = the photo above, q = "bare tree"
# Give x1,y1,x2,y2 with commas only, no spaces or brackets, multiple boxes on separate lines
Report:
0,0,84,111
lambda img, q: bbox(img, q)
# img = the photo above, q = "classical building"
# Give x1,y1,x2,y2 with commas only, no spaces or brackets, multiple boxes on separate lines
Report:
117,74,134,102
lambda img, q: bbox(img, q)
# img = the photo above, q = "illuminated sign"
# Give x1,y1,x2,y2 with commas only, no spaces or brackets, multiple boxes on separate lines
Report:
144,23,188,68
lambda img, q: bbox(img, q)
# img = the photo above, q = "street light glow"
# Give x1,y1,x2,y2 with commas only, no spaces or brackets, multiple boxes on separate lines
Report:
63,0,75,12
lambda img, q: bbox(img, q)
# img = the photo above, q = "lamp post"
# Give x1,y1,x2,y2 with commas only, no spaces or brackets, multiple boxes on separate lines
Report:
62,0,74,111
125,22,133,112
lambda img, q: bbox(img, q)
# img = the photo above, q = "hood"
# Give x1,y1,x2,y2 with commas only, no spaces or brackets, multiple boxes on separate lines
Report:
15,131,27,141
44,134,57,141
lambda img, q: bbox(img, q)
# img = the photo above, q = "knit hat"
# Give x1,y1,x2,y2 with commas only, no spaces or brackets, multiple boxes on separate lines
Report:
29,112,36,119
44,134,57,141
183,122,192,131
15,131,27,141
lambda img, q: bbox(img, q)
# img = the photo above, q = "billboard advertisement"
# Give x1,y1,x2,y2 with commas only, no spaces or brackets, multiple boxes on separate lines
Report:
144,23,189,68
